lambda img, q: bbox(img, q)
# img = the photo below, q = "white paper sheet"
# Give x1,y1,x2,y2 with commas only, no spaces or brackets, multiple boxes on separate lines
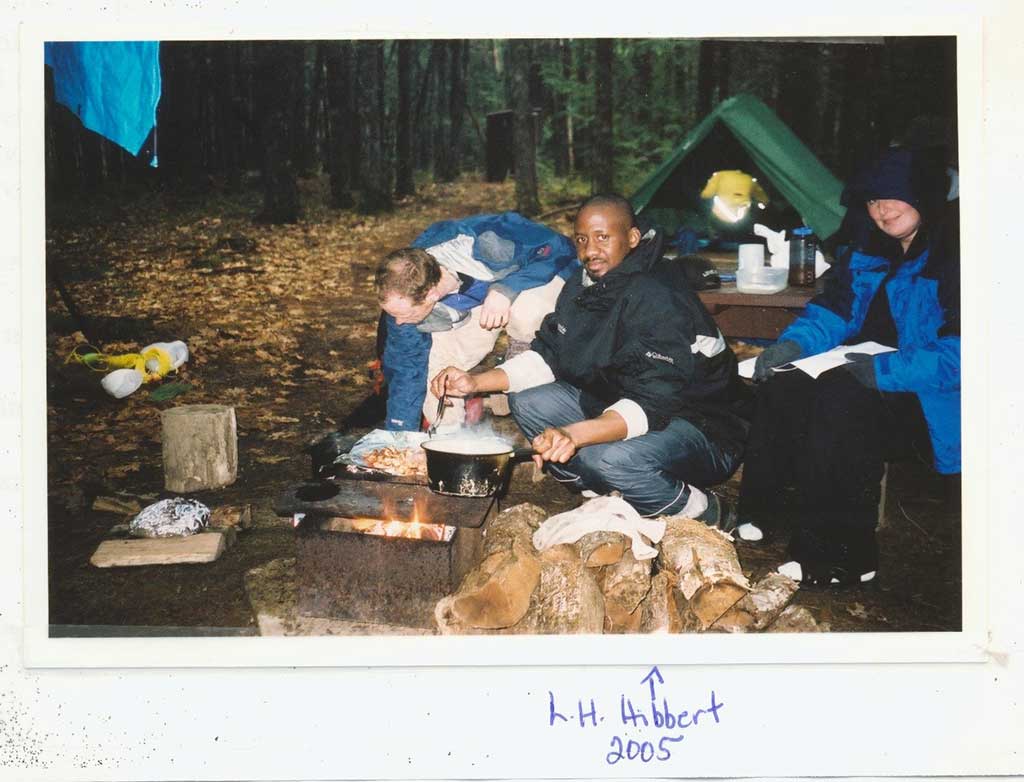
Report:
739,341,897,380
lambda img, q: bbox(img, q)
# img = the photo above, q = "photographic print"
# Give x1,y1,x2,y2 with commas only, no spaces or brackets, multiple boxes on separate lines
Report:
41,35,962,641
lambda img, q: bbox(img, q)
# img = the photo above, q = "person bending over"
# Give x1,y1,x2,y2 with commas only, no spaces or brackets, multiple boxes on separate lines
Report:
430,194,750,525
738,147,960,587
375,212,579,431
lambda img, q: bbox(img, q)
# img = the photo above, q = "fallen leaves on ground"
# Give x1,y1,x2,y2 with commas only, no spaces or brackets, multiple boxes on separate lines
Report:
47,176,529,503
846,602,869,619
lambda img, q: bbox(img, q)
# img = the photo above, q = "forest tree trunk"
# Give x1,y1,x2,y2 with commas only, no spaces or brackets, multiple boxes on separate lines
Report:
778,41,820,151
508,39,540,216
697,39,719,118
634,42,653,128
292,42,318,176
213,42,244,190
432,42,451,180
325,41,356,209
356,40,392,214
159,42,207,190
592,38,615,194
550,39,572,177
441,40,469,182
395,40,416,198
254,41,301,223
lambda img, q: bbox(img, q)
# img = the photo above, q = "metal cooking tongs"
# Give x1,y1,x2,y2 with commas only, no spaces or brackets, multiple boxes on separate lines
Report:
427,382,447,437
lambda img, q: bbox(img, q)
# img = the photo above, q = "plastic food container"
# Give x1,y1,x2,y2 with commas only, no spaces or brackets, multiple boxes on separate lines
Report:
736,266,788,294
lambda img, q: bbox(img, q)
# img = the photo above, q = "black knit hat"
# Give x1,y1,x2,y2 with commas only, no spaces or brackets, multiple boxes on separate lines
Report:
842,148,919,207
841,147,949,224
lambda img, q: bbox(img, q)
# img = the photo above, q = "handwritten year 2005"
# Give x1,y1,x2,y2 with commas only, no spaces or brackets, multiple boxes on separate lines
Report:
546,666,724,765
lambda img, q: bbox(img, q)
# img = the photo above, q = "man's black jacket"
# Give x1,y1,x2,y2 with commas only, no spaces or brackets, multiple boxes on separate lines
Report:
531,229,750,453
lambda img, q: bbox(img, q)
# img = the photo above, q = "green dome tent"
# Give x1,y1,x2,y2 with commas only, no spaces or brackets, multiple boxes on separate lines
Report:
629,93,846,240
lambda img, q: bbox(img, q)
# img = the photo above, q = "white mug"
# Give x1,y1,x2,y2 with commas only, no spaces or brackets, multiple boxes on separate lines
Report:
738,243,765,270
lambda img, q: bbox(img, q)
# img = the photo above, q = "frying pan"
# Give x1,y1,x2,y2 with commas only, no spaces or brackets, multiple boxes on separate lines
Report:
421,437,535,497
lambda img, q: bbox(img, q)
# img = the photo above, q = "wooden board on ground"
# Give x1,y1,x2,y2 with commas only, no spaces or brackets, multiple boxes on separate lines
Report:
90,531,227,567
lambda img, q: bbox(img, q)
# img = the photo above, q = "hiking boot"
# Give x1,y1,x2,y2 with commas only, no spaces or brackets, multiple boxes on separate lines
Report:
695,491,738,534
786,525,878,588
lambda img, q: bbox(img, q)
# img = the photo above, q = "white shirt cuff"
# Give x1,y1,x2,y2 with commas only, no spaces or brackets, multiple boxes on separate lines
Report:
501,350,555,392
604,398,649,439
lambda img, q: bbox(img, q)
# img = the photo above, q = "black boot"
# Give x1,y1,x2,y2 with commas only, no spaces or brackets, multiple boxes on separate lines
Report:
787,525,878,588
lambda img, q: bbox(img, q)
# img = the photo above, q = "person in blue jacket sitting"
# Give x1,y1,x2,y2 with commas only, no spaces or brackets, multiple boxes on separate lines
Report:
737,147,960,587
375,212,579,431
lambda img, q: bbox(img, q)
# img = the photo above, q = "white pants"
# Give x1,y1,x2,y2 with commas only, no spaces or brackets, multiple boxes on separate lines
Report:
425,276,565,427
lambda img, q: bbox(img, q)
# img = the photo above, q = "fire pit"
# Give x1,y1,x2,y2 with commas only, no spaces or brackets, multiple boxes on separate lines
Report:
276,472,497,629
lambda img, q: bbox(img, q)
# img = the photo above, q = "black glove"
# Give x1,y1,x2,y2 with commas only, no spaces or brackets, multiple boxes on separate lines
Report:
753,340,802,383
842,352,878,389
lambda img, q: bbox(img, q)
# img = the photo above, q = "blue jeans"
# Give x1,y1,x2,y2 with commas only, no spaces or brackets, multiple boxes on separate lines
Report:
509,381,740,517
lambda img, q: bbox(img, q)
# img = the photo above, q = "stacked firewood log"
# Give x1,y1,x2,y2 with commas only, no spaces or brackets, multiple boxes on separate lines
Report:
434,503,820,634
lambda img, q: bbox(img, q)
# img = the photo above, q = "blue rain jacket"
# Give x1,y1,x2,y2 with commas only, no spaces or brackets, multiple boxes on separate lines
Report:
384,213,579,430
780,247,961,473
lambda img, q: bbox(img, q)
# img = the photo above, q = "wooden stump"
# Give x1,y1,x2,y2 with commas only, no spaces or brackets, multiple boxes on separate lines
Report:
161,404,238,492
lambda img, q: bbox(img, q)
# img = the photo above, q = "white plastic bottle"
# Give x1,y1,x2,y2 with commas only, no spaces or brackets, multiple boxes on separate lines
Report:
100,368,144,398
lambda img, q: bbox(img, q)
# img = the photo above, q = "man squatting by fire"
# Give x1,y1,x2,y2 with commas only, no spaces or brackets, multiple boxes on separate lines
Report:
375,212,580,432
431,194,752,528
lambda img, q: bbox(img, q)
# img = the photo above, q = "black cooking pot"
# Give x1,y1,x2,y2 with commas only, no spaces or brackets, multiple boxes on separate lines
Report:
421,437,535,497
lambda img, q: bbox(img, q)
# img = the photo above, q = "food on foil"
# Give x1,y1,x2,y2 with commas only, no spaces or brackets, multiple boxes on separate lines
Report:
362,446,428,476
336,429,429,475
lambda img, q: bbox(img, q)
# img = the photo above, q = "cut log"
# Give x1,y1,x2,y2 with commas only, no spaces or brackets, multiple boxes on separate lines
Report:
92,496,143,515
90,531,227,567
765,604,826,633
214,525,238,550
482,502,546,558
509,544,604,634
448,538,541,629
639,571,684,633
601,549,652,633
681,582,751,632
709,572,800,633
576,530,627,568
658,517,749,630
435,504,546,636
209,503,253,529
161,404,238,492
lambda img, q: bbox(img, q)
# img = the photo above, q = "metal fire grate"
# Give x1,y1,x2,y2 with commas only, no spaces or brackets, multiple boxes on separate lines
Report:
277,474,496,629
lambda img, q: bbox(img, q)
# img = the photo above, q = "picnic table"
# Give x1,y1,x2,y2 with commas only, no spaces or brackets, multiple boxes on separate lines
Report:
695,251,825,341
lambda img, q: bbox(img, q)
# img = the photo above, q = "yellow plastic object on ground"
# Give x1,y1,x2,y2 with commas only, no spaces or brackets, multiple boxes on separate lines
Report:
66,340,189,398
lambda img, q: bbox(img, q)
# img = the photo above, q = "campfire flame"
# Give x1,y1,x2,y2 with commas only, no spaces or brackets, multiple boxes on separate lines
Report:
345,505,454,542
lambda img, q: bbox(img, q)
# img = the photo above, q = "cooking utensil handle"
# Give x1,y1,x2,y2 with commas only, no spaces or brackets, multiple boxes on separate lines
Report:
428,389,447,435
511,447,536,461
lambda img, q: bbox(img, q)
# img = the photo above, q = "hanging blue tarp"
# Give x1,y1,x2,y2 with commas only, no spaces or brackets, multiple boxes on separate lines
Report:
44,41,161,166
